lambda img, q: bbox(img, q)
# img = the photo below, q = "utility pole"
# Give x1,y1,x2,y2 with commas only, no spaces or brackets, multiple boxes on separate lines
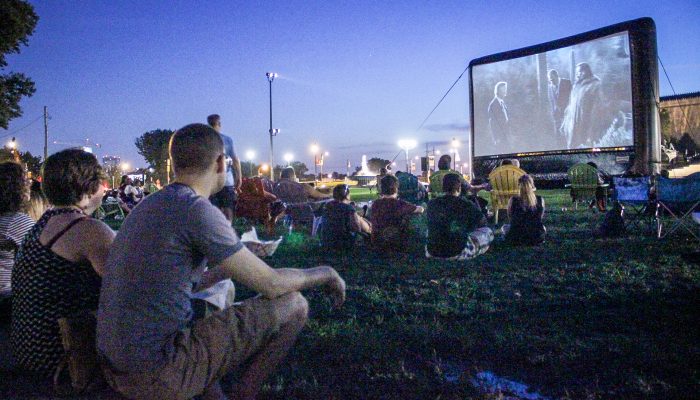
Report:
43,106,48,162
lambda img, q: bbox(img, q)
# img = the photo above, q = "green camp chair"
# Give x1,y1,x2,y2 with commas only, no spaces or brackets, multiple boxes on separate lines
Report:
566,163,608,210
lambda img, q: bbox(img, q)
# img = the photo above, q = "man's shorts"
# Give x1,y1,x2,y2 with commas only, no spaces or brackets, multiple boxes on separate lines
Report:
102,297,281,400
210,186,238,211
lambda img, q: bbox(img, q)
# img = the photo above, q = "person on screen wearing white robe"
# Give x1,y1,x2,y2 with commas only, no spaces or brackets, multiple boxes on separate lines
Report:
561,63,606,149
488,81,509,147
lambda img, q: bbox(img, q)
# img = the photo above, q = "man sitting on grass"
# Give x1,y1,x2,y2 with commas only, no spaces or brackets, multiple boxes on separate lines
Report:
370,174,424,251
97,123,346,400
426,173,494,260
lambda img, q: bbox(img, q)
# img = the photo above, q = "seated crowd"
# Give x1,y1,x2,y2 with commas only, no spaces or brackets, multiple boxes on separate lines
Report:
8,124,652,399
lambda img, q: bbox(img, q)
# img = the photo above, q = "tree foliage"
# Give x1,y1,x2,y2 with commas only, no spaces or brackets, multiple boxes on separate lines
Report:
366,157,391,175
134,129,173,182
0,0,38,129
273,161,310,180
0,148,42,176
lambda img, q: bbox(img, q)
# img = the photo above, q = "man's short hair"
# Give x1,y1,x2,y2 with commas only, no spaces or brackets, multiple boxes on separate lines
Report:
499,159,513,166
169,123,223,174
42,149,104,206
280,167,296,180
380,174,399,196
442,173,462,194
437,154,452,170
0,161,26,214
206,114,221,128
494,81,507,96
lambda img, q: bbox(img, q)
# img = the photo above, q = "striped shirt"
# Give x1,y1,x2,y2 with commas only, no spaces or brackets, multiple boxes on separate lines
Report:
0,212,35,297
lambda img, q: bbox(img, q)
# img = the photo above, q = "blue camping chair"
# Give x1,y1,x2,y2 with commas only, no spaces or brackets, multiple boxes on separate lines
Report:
613,176,653,234
655,173,700,240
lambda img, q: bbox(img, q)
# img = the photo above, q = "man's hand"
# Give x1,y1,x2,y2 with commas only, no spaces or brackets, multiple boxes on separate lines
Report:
322,268,346,308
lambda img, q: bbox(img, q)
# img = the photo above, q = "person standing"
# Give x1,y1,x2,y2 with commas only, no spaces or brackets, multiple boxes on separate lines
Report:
207,114,242,222
561,63,606,149
488,81,510,146
548,69,572,139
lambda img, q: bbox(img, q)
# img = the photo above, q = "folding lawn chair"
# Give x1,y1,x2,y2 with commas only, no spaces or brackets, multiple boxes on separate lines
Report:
655,173,700,240
566,163,609,210
488,165,526,224
613,176,653,234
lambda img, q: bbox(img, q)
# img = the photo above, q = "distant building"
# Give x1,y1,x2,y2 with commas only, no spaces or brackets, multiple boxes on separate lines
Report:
660,91,700,154
103,155,121,168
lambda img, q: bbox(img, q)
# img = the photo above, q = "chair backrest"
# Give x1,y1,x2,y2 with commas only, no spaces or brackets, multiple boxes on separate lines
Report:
657,173,700,203
488,165,526,210
568,163,599,189
429,170,460,196
273,180,308,204
241,177,265,198
613,176,651,202
398,173,424,203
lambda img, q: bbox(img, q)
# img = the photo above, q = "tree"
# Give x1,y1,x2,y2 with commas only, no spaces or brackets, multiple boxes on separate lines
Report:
240,161,261,178
366,157,391,175
0,148,42,176
0,0,39,129
134,129,174,182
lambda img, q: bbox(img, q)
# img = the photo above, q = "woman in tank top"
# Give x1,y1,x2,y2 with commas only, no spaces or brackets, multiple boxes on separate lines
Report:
504,174,546,245
11,149,115,377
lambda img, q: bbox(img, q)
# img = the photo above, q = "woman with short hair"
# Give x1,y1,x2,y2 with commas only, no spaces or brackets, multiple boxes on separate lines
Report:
11,149,115,377
0,162,35,315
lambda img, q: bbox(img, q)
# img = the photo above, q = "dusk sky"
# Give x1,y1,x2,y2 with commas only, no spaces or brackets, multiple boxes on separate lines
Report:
2,0,699,173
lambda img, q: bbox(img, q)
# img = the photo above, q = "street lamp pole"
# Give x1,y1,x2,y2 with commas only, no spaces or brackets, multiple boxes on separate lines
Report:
266,72,278,181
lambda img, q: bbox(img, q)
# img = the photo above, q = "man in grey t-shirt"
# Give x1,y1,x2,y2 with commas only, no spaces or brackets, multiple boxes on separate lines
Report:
97,123,346,400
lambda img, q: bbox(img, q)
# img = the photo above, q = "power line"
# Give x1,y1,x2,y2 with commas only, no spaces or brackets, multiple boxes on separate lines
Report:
0,114,44,139
416,64,469,132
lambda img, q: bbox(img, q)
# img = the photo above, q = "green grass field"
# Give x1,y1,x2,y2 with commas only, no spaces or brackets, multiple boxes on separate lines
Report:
239,189,699,399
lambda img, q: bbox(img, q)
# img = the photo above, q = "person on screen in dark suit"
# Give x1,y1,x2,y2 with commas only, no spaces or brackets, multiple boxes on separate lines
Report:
488,81,509,147
547,69,572,136
561,63,606,149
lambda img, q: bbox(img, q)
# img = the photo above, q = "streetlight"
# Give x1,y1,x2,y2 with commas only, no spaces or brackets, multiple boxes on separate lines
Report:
266,72,279,181
283,152,293,166
310,143,320,181
245,150,255,177
398,139,417,173
451,137,460,169
6,137,19,162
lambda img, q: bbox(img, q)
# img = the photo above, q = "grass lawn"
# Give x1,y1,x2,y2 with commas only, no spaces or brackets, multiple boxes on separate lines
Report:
239,189,699,399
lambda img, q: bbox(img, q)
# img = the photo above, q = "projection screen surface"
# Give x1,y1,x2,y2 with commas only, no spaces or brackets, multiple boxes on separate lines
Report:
472,32,634,157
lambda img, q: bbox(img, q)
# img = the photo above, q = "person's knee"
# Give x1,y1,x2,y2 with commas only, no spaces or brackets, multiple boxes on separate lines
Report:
273,291,308,328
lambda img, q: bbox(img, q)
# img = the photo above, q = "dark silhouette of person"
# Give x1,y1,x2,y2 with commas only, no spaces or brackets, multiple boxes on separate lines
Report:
488,81,509,146
548,69,572,137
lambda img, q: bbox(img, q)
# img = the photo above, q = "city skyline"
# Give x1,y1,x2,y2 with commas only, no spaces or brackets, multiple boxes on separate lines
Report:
2,1,699,173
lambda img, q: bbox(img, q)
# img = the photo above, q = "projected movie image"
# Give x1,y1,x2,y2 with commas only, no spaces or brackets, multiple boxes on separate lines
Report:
472,32,634,157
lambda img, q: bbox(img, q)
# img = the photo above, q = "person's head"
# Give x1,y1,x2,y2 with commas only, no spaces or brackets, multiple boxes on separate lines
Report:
442,173,462,196
575,63,592,82
206,114,221,132
333,184,351,202
548,69,560,85
379,167,388,175
494,81,507,98
120,175,131,185
586,161,598,169
169,123,226,191
437,154,452,170
499,159,513,166
0,161,27,214
518,174,537,209
280,166,296,181
511,159,520,168
42,149,105,212
380,174,399,196
26,179,48,221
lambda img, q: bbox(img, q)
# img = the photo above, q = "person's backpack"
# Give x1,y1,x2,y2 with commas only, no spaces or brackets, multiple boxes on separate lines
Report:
595,201,626,237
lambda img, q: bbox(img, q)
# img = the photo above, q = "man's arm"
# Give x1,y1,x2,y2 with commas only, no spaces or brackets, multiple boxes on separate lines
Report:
304,184,331,200
201,247,345,307
232,155,243,191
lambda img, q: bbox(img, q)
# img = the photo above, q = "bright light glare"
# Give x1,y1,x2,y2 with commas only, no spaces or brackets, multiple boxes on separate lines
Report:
397,139,417,151
245,150,255,160
260,164,270,172
7,140,15,149
120,163,130,172
451,138,460,148
310,143,319,154
283,153,294,162
324,151,329,156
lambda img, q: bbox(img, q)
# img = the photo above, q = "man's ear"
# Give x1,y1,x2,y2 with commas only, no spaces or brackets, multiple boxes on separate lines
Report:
215,154,226,174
